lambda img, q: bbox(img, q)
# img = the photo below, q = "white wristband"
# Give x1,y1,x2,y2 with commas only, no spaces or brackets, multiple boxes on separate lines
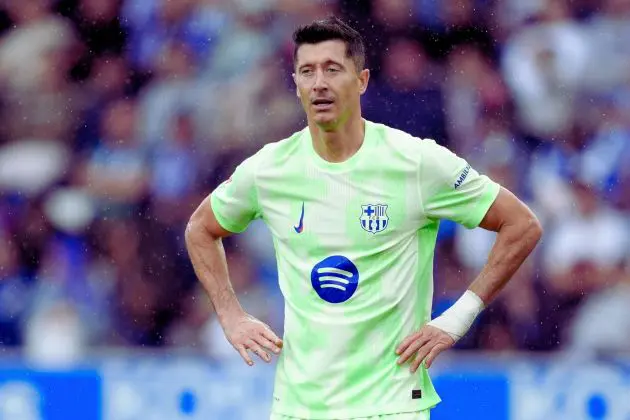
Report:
427,290,485,342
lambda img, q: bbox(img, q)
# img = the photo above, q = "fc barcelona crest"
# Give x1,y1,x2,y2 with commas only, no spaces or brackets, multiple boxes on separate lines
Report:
360,204,389,234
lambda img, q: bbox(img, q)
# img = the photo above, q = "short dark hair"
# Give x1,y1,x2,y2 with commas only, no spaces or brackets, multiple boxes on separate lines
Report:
292,16,366,71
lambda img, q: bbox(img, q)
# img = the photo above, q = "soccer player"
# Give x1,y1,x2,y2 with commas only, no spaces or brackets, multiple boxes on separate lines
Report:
185,16,542,420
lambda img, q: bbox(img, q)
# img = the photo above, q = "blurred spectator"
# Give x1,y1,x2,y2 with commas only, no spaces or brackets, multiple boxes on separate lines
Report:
137,41,201,147
122,0,225,73
527,128,586,223
342,0,426,78
25,301,87,366
203,2,279,82
87,217,174,346
198,54,303,150
543,179,628,295
0,0,84,142
166,244,280,359
148,109,201,226
1,0,630,358
0,0,77,91
363,37,446,141
579,98,630,203
0,232,31,346
581,0,630,93
74,54,134,152
68,0,126,55
443,44,511,155
538,178,629,348
566,259,630,358
0,140,70,198
435,0,495,56
77,98,149,216
502,0,589,138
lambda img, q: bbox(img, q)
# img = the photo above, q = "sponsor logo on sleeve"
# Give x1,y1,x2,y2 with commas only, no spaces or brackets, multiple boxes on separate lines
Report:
453,165,471,189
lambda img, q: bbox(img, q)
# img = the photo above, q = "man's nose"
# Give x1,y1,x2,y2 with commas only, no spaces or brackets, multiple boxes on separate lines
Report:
312,69,327,91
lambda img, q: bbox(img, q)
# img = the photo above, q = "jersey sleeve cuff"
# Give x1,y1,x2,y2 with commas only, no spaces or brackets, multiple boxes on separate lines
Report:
464,180,500,229
210,193,248,234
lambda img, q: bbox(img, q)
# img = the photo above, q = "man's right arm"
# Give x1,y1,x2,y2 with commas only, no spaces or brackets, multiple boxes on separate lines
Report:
185,196,282,365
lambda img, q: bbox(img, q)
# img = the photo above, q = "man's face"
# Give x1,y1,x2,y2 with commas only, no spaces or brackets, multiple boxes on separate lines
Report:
293,40,369,130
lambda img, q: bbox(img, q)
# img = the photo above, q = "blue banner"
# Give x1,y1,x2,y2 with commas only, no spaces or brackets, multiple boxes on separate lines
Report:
0,365,101,420
0,356,628,419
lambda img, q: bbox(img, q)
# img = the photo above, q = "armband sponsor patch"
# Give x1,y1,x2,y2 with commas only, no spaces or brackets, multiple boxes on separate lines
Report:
453,165,471,189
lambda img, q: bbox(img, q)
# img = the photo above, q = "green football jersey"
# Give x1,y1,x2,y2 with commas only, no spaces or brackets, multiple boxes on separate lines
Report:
211,120,500,419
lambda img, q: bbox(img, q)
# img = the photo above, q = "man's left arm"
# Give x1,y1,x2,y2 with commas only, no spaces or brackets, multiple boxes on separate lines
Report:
396,187,542,372
468,187,543,303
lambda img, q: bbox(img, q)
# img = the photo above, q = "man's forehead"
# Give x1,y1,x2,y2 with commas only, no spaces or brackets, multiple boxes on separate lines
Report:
296,40,348,65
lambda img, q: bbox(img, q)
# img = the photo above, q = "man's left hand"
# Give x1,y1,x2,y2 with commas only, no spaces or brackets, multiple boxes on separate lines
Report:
396,325,455,372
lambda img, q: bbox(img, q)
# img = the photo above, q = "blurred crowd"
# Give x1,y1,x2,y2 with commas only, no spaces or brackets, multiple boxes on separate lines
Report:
0,0,629,365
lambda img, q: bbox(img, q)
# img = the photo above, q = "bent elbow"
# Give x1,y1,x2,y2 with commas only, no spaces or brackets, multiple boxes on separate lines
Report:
184,218,198,248
185,209,204,245
527,215,543,245
185,198,227,245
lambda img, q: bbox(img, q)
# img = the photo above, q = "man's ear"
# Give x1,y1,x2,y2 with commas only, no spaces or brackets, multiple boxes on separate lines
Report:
292,73,300,98
358,69,370,95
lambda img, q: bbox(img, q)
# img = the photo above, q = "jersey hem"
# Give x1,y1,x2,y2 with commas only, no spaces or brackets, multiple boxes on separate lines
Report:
270,397,441,419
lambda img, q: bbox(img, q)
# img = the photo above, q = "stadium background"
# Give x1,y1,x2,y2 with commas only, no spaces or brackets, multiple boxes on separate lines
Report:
0,0,629,419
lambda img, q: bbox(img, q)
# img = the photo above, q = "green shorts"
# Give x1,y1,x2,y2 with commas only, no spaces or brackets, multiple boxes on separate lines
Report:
270,410,430,420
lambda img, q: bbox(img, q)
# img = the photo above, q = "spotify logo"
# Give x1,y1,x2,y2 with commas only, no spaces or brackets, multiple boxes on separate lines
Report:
311,256,359,303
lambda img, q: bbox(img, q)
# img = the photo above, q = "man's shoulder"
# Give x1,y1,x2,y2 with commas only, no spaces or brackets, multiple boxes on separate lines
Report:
245,127,307,167
367,120,441,161
265,127,307,154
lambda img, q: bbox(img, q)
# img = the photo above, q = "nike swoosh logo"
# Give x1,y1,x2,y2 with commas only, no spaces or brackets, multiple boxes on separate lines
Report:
294,202,305,233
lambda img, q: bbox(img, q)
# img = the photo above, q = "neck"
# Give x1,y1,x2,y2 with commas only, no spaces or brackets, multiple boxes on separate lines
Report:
309,116,365,163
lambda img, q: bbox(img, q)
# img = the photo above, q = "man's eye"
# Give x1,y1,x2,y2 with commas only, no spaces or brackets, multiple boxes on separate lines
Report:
301,69,313,76
327,68,340,73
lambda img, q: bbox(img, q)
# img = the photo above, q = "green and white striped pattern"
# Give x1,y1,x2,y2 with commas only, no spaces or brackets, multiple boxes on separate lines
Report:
211,120,500,419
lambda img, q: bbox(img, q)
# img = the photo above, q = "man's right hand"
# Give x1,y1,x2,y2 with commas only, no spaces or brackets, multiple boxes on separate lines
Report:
222,312,283,366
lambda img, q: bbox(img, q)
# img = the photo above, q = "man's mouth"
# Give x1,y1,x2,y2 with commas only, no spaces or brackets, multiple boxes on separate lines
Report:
312,99,334,110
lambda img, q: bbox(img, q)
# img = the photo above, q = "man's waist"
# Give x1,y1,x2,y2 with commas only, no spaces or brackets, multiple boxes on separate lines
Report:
273,351,418,403
271,368,438,419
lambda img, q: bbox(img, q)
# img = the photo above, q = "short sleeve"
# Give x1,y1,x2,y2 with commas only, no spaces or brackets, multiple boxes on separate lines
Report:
419,140,500,229
210,154,262,233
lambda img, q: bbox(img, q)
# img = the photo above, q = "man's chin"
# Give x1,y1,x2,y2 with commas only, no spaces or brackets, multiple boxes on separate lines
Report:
312,113,340,131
